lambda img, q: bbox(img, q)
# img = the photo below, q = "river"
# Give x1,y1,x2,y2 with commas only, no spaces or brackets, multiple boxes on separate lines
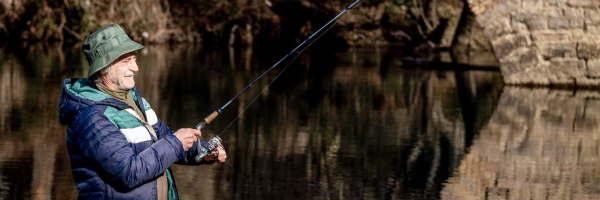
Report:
0,44,597,200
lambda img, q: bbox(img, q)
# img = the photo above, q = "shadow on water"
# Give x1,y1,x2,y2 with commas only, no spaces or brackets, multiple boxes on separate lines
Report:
0,44,507,199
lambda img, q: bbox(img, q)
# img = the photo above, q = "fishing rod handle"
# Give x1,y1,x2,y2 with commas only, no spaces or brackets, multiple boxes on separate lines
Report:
204,111,220,124
196,111,220,130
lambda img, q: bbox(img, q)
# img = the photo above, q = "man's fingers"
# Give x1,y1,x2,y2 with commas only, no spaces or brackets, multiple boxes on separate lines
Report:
194,134,201,143
218,154,226,163
175,128,205,151
185,129,201,141
186,132,197,138
216,146,227,163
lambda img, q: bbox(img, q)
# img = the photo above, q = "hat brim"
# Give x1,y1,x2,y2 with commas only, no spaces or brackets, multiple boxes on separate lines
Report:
88,40,144,77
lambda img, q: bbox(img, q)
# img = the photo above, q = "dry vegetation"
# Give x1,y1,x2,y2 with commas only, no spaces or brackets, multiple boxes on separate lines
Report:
0,0,478,49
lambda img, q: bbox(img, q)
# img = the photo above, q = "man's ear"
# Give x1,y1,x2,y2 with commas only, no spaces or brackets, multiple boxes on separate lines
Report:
93,65,113,86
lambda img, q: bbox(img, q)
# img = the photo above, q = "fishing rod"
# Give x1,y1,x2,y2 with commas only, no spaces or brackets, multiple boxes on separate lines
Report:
195,0,363,131
193,0,364,161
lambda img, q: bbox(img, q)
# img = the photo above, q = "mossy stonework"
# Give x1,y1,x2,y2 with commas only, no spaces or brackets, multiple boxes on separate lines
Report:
469,0,600,86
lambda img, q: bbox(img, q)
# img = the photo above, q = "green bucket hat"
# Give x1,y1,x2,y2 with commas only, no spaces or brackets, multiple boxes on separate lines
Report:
83,24,144,77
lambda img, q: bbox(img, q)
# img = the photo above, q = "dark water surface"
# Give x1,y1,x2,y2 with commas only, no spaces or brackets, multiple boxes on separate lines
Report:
1,45,598,200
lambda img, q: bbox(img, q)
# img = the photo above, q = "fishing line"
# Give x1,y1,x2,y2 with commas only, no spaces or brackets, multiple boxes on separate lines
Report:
215,10,346,135
216,61,295,136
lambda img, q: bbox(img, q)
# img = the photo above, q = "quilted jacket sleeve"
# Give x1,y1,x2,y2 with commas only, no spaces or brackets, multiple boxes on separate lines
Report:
71,107,185,190
153,120,214,165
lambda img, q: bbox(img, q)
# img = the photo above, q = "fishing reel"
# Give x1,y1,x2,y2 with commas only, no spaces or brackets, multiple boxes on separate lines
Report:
193,112,224,162
194,135,223,162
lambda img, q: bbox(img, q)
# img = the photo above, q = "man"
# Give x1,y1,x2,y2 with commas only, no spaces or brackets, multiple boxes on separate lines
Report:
59,24,226,200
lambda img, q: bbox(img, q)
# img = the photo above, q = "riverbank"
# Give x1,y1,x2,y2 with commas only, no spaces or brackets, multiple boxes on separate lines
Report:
0,1,489,50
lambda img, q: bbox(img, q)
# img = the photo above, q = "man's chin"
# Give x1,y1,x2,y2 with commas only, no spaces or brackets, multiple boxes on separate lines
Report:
118,84,135,91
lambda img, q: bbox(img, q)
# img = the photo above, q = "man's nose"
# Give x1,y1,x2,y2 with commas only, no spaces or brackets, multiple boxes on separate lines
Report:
130,62,139,72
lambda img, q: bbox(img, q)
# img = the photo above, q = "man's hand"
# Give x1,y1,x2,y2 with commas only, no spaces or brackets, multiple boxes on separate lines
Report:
174,128,201,151
203,145,227,163
216,145,227,163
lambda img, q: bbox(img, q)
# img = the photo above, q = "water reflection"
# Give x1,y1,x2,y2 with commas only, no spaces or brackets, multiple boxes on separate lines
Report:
441,88,600,200
0,45,506,199
0,45,81,200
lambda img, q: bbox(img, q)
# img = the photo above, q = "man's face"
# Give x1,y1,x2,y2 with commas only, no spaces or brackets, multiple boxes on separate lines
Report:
105,54,139,91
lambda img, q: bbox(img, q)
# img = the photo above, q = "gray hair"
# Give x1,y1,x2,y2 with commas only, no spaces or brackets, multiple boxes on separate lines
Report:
90,66,110,84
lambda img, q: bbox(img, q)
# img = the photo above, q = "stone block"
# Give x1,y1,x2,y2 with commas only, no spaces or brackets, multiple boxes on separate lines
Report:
476,4,505,21
577,42,600,59
584,9,600,28
515,48,541,66
483,17,512,38
522,0,543,8
513,12,546,30
540,43,577,59
586,59,600,78
586,25,600,33
567,0,599,7
528,19,546,31
548,58,586,80
545,9,584,30
546,0,567,6
548,17,571,29
504,0,521,6
549,58,586,69
565,8,584,18
492,34,531,59
531,31,570,42
511,22,529,33
498,58,518,74
541,8,563,18
564,8,585,29
571,29,588,41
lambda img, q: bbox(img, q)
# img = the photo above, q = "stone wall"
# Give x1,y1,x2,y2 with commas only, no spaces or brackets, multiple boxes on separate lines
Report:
468,0,600,86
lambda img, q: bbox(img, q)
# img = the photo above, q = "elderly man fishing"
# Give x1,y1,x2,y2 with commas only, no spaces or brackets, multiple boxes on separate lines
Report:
59,24,226,200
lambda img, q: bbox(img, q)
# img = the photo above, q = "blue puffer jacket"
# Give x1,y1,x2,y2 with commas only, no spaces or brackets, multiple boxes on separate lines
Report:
59,78,205,200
